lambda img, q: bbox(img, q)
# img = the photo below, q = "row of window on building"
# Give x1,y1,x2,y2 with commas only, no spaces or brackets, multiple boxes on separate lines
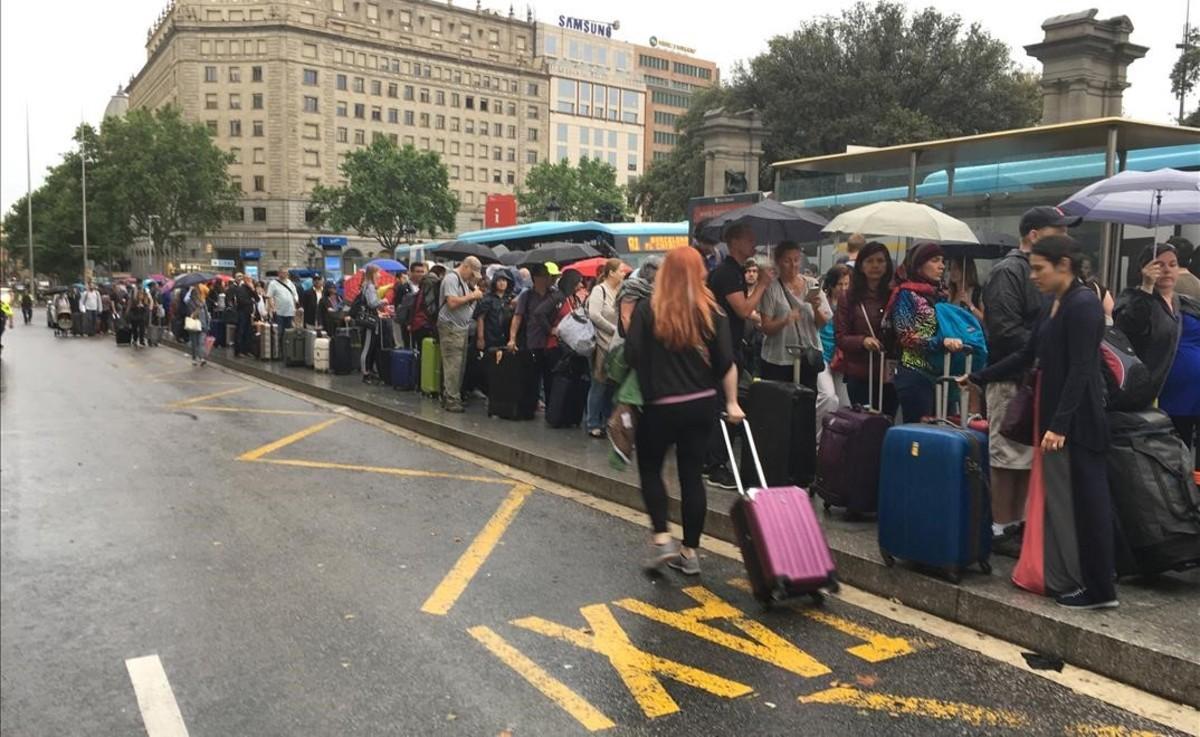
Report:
636,54,715,81
555,147,640,173
556,124,640,152
542,35,631,72
554,80,642,124
642,75,706,92
328,46,536,95
326,0,531,53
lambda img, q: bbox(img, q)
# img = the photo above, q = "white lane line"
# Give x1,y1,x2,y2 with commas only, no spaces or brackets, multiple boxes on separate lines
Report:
125,654,191,737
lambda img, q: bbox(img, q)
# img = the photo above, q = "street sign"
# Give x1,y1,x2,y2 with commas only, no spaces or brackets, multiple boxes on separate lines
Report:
242,249,262,260
211,258,236,268
317,236,347,248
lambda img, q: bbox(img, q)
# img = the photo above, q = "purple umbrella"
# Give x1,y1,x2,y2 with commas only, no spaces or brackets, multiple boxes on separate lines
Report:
1059,168,1200,228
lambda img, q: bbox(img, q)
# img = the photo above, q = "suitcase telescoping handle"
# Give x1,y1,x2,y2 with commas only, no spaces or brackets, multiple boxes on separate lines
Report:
936,349,973,428
719,417,767,501
866,349,888,414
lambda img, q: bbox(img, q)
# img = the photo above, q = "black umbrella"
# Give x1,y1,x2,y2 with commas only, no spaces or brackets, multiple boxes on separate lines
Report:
940,231,1017,260
172,272,217,290
504,242,602,267
431,240,502,264
698,199,828,244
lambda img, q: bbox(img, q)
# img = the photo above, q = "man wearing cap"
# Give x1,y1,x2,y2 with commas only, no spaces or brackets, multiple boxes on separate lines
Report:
981,206,1080,555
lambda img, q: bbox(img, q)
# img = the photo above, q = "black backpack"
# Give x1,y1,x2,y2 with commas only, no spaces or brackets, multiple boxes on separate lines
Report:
419,274,443,321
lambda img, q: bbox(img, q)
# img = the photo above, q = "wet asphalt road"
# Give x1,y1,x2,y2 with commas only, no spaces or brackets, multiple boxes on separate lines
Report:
0,323,1189,736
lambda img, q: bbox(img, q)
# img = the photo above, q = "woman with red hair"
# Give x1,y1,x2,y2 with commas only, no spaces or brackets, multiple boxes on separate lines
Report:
625,247,744,575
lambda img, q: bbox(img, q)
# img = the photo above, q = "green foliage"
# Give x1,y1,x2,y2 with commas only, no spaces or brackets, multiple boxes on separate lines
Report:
631,1,1042,221
516,157,628,222
1171,26,1200,107
2,125,134,282
92,106,240,266
1183,108,1200,128
310,138,458,249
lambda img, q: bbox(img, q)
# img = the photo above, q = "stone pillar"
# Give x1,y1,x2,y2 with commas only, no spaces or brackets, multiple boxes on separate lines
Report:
697,108,766,197
1024,10,1148,125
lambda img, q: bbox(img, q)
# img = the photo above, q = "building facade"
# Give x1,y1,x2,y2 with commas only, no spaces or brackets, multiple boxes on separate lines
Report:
538,21,646,188
633,40,719,167
128,0,549,276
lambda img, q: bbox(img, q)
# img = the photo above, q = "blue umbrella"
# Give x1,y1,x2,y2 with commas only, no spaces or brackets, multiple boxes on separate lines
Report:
366,258,408,273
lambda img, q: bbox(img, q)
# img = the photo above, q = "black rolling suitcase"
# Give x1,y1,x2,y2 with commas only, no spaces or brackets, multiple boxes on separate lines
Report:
115,325,132,346
487,349,539,420
545,353,589,428
1108,409,1200,576
332,327,357,375
284,329,306,366
741,379,817,488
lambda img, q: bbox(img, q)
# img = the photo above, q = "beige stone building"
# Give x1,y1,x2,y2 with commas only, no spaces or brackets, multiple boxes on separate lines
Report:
633,40,719,167
128,0,549,276
539,21,646,189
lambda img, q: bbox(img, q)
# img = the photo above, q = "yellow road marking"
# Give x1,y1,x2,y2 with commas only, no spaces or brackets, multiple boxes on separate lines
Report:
467,626,616,732
256,457,504,484
798,686,1029,729
727,578,916,663
420,484,534,615
170,386,250,407
614,587,829,678
513,604,753,718
183,406,327,416
236,417,342,461
1067,726,1168,737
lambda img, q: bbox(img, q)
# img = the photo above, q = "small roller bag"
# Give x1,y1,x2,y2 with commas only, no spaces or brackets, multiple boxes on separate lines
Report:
487,348,539,420
284,328,306,367
115,325,132,346
545,353,588,428
304,328,318,368
210,318,226,347
379,349,398,386
723,418,839,605
225,322,237,349
877,352,992,583
815,352,892,516
420,337,442,395
313,336,331,372
331,329,355,375
391,348,419,390
256,324,272,361
1107,409,1200,576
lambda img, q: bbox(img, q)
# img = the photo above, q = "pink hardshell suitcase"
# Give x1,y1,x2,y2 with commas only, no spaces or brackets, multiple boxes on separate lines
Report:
722,419,839,605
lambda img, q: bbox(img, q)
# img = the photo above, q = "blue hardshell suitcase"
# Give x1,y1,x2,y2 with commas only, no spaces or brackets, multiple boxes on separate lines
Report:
392,348,418,390
877,353,992,582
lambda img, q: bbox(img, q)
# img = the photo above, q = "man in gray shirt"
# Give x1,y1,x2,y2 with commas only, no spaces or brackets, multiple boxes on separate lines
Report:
438,256,484,412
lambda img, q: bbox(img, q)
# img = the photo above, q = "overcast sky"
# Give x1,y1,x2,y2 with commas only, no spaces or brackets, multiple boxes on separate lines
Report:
2,0,1194,215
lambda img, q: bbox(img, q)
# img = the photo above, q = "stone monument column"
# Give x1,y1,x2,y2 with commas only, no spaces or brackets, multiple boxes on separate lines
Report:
697,108,766,197
1025,10,1147,124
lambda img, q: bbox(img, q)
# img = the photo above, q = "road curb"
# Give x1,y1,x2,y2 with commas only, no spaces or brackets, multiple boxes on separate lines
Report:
172,342,1199,708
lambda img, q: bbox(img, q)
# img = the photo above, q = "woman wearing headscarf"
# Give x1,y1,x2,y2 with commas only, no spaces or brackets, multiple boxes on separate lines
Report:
886,242,964,422
1114,243,1200,453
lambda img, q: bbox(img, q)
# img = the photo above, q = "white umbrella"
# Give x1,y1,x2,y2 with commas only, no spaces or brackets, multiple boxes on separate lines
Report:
1059,168,1200,228
822,201,978,243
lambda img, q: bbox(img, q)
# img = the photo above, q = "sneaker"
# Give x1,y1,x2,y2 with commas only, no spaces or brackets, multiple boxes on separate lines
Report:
668,551,701,576
470,389,488,400
1055,588,1119,610
445,403,465,414
992,527,1024,559
643,539,679,572
704,467,738,491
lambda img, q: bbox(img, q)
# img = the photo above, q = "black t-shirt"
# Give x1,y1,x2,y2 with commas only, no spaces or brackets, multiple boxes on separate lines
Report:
707,255,748,356
624,300,735,403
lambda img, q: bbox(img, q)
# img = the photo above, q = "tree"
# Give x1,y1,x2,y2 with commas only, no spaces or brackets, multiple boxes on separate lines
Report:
629,85,731,222
516,157,628,222
1,125,131,282
1171,26,1200,123
89,106,239,270
1184,108,1200,128
310,138,458,250
631,1,1042,220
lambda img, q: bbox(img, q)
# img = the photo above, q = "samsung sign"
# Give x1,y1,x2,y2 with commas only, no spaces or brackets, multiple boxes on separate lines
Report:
558,15,617,38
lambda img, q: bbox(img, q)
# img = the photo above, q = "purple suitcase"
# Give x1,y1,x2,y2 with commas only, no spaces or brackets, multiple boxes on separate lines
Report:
723,419,839,605
814,353,892,516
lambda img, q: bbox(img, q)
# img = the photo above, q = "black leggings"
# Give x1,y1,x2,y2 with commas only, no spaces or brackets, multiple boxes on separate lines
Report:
636,395,719,548
130,320,146,345
1067,444,1117,603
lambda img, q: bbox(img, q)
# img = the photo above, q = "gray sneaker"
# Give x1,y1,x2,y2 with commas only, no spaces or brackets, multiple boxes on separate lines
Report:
668,551,701,576
643,539,679,572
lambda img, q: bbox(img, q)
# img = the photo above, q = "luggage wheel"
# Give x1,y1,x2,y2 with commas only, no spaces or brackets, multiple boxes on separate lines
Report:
825,574,841,594
945,567,962,584
879,546,896,568
809,591,826,606
979,559,992,575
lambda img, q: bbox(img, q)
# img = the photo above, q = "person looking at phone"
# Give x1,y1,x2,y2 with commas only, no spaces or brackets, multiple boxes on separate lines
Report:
1114,243,1200,453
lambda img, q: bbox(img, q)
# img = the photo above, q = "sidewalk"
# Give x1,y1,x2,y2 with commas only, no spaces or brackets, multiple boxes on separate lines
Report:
176,340,1200,707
